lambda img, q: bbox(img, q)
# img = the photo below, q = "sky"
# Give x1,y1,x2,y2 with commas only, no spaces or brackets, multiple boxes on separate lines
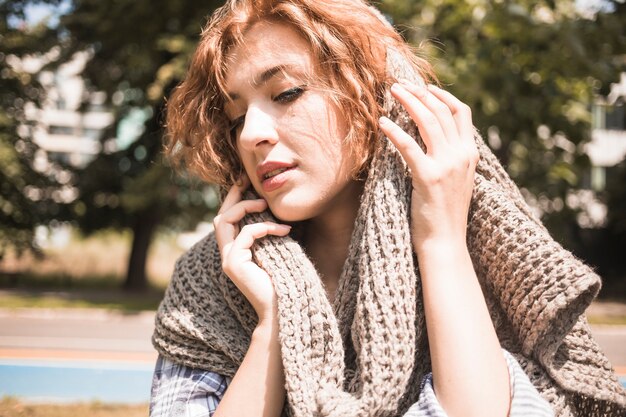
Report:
9,0,72,28
12,0,617,28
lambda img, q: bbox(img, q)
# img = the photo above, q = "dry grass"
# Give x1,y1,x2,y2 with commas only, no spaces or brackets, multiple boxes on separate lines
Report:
1,228,625,322
0,397,148,417
0,229,186,311
588,316,626,325
1,229,185,289
2,232,129,283
587,301,626,325
0,288,165,311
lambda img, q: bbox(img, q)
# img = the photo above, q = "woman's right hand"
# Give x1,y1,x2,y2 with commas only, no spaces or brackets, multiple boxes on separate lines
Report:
213,177,291,324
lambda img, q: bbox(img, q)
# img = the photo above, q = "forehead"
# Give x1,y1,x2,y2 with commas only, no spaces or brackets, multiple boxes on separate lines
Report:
224,21,316,88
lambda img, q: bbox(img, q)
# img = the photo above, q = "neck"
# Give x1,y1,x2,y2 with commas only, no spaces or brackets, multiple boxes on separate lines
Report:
303,180,364,300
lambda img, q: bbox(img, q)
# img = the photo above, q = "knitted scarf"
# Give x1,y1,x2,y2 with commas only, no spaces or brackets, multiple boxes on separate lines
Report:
153,49,626,417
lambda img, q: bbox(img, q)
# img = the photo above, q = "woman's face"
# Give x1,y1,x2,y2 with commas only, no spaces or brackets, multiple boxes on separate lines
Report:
224,21,360,222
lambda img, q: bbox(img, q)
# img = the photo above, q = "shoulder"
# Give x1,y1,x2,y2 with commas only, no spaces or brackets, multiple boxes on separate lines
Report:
167,230,223,287
503,351,554,417
150,355,231,417
175,230,219,268
404,349,554,417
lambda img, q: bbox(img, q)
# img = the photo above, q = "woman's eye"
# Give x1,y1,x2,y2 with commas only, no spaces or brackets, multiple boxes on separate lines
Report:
275,86,305,104
229,115,245,137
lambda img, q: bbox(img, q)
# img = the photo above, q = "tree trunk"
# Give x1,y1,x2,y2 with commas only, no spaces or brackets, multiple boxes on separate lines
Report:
124,209,158,291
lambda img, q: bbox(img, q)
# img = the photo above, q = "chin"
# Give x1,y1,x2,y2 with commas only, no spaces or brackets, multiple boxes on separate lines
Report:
266,195,319,223
268,204,311,223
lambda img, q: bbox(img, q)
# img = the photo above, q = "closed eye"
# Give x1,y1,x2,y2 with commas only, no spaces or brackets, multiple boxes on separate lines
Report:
228,86,305,139
274,86,305,104
229,114,245,138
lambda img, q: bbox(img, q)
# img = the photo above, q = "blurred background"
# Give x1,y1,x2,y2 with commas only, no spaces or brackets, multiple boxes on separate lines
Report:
0,0,625,415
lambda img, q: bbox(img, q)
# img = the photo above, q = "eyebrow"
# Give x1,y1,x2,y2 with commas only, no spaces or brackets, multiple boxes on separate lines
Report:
228,64,295,101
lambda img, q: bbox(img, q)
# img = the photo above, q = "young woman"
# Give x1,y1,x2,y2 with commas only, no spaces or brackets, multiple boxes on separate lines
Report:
150,1,626,416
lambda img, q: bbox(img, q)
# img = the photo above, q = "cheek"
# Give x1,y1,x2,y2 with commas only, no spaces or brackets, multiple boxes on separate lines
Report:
236,150,258,186
327,119,354,178
299,98,350,168
323,102,350,161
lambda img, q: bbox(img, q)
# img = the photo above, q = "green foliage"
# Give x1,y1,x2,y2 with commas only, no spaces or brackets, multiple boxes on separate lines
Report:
47,0,225,288
0,3,65,258
3,0,625,287
1,0,222,288
52,0,224,239
380,0,626,244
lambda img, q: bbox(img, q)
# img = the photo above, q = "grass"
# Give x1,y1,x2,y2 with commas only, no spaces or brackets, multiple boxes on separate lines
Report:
0,287,164,312
0,228,185,312
1,227,626,323
1,229,184,287
588,315,626,325
586,299,626,325
0,397,148,417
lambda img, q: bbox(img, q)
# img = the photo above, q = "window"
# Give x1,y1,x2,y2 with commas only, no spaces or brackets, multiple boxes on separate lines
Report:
605,103,624,130
47,151,71,165
88,91,108,112
593,102,625,131
55,97,67,110
82,128,102,140
87,102,108,112
48,125,75,135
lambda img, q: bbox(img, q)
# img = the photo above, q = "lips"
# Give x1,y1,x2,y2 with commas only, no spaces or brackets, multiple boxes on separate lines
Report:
257,161,297,192
262,167,290,180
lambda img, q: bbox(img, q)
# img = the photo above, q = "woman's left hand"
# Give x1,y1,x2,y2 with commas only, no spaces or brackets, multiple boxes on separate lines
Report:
378,81,479,252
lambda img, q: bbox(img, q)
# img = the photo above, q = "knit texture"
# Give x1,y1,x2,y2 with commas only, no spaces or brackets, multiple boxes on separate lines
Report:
153,43,626,417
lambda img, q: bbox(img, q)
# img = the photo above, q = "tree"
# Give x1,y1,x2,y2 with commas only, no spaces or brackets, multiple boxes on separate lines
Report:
1,0,224,289
10,0,626,290
46,0,228,290
380,0,626,247
0,0,65,260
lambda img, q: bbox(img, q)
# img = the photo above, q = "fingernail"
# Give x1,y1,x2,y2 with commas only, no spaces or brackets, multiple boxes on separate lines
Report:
398,79,426,97
399,77,426,89
391,83,404,91
379,116,390,126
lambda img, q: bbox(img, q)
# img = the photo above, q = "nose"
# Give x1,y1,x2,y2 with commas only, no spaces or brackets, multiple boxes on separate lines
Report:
238,106,279,151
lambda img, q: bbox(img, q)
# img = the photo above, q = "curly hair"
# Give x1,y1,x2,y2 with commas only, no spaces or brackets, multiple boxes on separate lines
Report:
164,0,436,186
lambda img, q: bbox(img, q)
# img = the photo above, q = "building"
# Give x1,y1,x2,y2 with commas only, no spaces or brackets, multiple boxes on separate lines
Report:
17,51,115,169
587,73,626,190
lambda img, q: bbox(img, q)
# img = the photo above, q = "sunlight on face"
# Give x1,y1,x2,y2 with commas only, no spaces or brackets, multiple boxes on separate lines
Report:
224,21,360,222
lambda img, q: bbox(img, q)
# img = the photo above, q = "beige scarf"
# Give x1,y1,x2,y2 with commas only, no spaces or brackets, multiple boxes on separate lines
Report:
153,47,626,417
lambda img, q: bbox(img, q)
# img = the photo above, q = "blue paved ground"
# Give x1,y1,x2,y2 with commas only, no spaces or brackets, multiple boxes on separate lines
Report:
0,359,624,403
0,359,152,403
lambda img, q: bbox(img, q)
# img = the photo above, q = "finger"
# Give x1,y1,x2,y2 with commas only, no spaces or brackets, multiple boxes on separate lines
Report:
426,85,474,145
219,175,251,214
235,173,251,187
214,199,267,252
219,199,267,224
390,83,446,154
232,222,291,251
379,116,426,171
398,79,459,143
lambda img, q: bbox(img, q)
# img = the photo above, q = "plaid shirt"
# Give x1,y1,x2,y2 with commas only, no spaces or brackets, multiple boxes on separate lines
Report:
150,350,553,417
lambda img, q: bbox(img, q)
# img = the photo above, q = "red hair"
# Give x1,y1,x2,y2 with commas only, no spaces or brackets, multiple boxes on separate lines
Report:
164,0,436,186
